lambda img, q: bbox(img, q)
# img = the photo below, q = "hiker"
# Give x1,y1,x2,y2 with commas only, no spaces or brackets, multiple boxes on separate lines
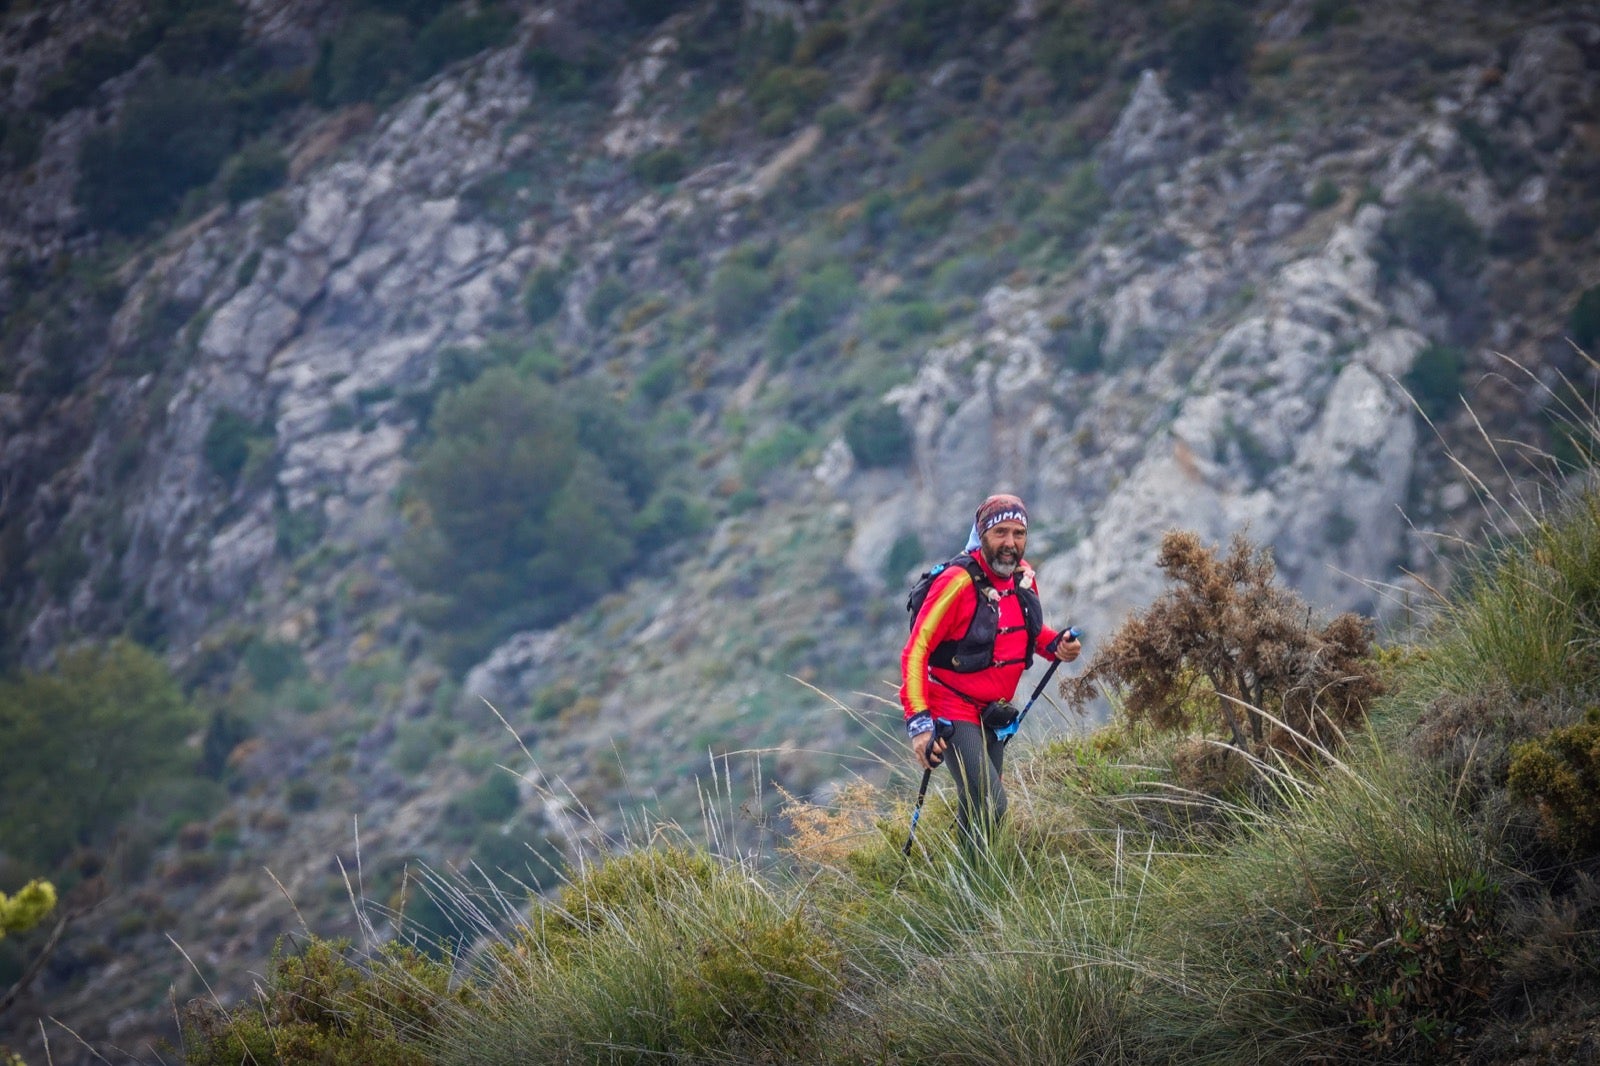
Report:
901,493,1080,852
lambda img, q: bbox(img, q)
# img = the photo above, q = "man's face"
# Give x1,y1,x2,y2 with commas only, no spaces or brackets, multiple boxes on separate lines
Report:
979,520,1026,577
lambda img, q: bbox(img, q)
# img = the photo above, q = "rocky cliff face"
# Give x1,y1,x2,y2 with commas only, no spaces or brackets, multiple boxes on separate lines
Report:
2,0,1598,1059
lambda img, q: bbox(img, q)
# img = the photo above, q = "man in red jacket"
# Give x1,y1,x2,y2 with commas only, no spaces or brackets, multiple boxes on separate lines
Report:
901,493,1080,852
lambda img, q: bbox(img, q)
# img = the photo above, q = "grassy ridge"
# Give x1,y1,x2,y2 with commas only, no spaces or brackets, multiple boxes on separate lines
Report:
179,485,1600,1065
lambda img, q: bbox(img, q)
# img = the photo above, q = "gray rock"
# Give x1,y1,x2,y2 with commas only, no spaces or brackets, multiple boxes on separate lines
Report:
1097,70,1189,186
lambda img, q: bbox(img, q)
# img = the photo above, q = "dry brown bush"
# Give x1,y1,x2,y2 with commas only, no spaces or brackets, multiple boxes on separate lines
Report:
1061,530,1384,759
778,782,887,868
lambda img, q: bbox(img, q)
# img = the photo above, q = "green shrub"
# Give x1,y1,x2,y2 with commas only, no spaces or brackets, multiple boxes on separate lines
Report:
522,265,567,326
1307,177,1340,210
751,65,830,135
844,403,912,468
1167,1,1256,99
0,640,199,869
816,101,859,135
0,880,57,939
770,263,855,356
181,937,459,1066
710,259,774,333
884,532,925,582
631,146,689,185
314,13,414,107
635,352,686,404
1489,209,1541,260
0,111,45,169
200,707,252,779
795,20,849,64
256,194,299,245
914,118,996,188
365,0,453,25
1570,283,1600,351
1307,0,1362,31
243,638,303,693
669,912,842,1055
899,191,958,237
446,773,521,830
522,38,610,103
530,682,579,723
1035,5,1109,96
154,0,245,74
228,65,313,137
201,409,259,487
34,530,89,600
221,140,288,205
1036,162,1107,246
396,368,668,668
585,275,631,327
414,6,516,78
392,717,457,774
1264,853,1500,1060
891,0,1010,63
37,32,142,117
623,0,697,22
1379,191,1485,290
743,424,811,478
635,488,713,551
1404,342,1465,421
1055,314,1107,372
472,819,565,890
285,779,320,812
77,74,237,234
1508,709,1600,855
863,298,944,351
553,845,721,935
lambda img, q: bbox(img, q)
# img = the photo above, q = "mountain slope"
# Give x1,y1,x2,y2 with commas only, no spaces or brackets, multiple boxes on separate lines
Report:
1,0,1598,1059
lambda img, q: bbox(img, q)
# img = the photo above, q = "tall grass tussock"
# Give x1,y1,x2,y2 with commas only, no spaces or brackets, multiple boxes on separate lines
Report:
181,364,1600,1065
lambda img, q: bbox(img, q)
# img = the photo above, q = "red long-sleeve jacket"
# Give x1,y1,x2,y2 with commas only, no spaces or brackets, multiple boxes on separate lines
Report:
900,551,1062,727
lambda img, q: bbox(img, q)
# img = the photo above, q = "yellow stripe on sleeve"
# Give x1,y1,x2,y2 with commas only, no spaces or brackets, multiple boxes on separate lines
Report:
904,570,971,712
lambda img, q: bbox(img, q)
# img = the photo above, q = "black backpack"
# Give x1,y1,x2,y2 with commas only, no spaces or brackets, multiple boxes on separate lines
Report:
905,555,989,631
905,553,1044,672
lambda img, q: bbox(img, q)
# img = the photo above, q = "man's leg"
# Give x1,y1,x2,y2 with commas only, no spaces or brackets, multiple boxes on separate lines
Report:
944,721,1007,853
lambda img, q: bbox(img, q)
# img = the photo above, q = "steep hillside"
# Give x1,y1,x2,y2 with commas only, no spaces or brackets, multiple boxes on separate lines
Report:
1,0,1598,1060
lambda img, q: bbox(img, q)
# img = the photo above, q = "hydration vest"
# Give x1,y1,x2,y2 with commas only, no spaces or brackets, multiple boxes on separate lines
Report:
906,554,1044,673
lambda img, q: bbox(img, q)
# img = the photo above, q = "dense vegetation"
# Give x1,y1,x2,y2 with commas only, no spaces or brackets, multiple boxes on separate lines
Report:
4,0,1600,1059
395,361,706,669
68,0,520,234
0,641,200,875
176,489,1600,1064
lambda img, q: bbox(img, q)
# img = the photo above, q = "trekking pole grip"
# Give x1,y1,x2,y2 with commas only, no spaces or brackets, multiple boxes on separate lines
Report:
901,718,955,857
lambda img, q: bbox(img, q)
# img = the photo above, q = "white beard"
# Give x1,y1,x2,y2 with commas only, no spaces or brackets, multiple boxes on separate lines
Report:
984,548,1019,577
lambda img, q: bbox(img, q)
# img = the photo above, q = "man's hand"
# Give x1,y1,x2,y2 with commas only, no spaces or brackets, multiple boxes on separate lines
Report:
912,729,949,771
907,713,952,769
1049,627,1082,663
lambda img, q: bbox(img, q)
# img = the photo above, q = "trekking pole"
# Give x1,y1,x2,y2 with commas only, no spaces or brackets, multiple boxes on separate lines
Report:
998,627,1080,745
901,718,955,857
